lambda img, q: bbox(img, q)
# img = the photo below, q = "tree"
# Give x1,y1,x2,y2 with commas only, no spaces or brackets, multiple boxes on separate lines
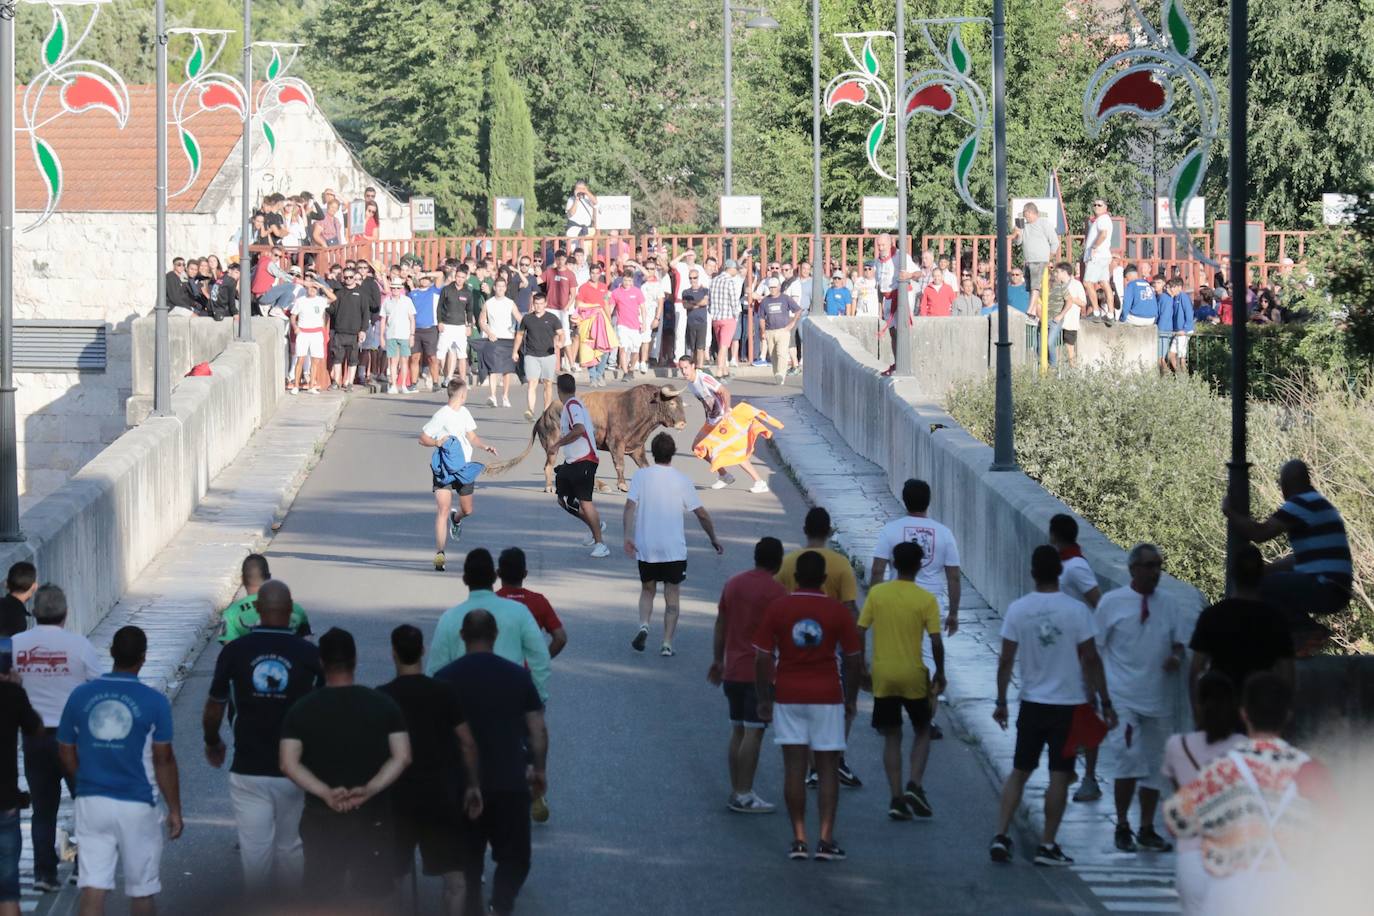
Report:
482,57,537,233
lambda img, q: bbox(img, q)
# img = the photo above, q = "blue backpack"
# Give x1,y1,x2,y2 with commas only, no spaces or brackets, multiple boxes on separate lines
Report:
430,439,485,487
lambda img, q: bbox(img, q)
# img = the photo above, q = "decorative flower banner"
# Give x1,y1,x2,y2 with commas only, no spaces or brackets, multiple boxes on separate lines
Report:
823,20,991,216
167,28,246,199
251,41,315,166
18,0,130,231
1083,0,1218,263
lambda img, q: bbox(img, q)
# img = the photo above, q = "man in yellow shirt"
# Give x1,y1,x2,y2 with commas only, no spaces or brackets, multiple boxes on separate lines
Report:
859,541,945,821
777,507,861,787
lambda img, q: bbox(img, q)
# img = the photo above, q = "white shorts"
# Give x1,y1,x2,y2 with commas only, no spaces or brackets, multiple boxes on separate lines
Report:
74,796,165,897
772,703,847,751
551,308,571,337
1083,258,1112,283
1108,709,1168,788
1170,335,1190,357
617,326,644,350
294,330,325,359
437,325,469,358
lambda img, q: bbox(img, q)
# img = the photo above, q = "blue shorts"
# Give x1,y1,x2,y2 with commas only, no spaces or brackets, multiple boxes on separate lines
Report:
0,809,19,902
1157,335,1174,359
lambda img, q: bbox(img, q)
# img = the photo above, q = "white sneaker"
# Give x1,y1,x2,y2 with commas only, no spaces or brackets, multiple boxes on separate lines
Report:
749,480,770,494
728,792,776,814
502,396,512,408
487,395,498,406
582,520,608,547
388,384,399,394
776,374,786,386
589,542,611,558
710,473,735,490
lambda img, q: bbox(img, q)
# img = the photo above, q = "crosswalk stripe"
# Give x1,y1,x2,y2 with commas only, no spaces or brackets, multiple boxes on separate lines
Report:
1093,886,1179,898
1101,904,1180,914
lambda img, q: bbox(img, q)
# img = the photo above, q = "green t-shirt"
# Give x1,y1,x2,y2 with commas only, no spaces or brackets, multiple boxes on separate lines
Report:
219,595,311,643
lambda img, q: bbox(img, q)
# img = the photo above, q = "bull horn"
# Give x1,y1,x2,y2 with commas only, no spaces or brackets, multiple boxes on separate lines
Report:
660,385,684,398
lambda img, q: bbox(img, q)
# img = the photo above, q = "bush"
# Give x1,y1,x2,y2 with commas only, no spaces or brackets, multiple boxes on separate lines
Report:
948,366,1374,653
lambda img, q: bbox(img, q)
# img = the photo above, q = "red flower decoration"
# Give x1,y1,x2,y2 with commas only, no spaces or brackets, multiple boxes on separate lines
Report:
827,80,867,108
278,85,310,107
1096,69,1166,117
907,84,954,116
61,74,125,120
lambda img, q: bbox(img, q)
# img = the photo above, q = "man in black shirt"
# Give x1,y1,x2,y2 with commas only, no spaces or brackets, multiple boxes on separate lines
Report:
0,562,35,637
166,257,196,313
280,628,410,903
379,626,482,916
204,580,322,894
511,293,565,420
1189,544,1295,719
434,610,546,916
328,268,372,390
437,266,478,386
0,670,43,905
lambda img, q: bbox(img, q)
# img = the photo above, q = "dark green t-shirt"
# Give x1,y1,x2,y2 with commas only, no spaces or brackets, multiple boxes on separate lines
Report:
281,685,406,809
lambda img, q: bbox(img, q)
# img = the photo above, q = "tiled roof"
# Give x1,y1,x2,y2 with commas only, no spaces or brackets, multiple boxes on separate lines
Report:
15,83,245,214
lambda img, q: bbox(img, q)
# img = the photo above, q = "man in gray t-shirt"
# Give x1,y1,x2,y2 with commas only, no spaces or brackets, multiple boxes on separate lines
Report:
1010,203,1059,311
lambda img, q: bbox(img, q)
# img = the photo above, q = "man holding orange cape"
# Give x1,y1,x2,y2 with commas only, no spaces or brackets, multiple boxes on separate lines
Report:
677,357,775,494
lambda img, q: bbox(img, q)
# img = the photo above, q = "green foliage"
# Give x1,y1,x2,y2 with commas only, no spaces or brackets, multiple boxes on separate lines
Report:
948,367,1374,652
482,57,537,233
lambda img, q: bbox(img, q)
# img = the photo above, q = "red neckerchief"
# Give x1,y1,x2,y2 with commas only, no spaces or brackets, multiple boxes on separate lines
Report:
1058,544,1084,562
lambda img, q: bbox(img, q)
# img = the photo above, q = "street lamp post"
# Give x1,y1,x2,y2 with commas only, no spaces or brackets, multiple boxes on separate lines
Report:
893,0,912,376
0,0,20,540
810,0,822,311
722,1,777,197
152,0,170,415
1225,0,1250,585
238,0,251,342
989,0,1015,470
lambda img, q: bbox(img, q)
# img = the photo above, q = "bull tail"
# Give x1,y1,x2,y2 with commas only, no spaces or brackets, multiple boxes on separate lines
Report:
485,412,551,477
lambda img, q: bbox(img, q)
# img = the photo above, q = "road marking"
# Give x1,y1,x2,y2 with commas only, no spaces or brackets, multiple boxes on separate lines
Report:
1072,865,1181,915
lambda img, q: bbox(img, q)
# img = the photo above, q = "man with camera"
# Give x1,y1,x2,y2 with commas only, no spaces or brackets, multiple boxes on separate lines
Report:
565,181,598,238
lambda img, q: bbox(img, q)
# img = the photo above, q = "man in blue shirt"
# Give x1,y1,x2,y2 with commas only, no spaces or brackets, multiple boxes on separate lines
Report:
1120,265,1158,325
409,272,443,392
1165,277,1194,373
58,626,181,914
823,272,852,316
1006,268,1030,313
1152,277,1176,375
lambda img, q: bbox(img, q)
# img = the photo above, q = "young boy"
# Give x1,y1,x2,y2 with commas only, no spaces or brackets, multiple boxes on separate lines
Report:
1165,277,1194,374
420,379,499,571
0,561,36,636
1152,276,1177,376
219,554,312,642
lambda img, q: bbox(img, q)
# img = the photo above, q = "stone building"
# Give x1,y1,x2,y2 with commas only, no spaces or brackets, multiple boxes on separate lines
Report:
13,83,404,502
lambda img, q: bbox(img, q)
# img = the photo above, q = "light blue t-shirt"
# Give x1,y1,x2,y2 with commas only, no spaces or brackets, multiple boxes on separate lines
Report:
823,287,852,316
58,672,173,806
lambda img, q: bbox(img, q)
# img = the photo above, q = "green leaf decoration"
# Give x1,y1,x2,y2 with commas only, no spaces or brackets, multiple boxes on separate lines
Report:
43,11,66,68
1163,0,1195,57
956,134,978,187
262,120,276,153
35,138,61,201
181,128,201,178
267,48,281,81
867,119,886,163
948,26,969,76
1171,148,1204,223
187,38,204,80
862,39,879,77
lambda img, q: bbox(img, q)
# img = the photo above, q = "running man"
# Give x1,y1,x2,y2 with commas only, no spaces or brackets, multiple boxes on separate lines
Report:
547,374,609,558
420,379,499,572
676,356,768,493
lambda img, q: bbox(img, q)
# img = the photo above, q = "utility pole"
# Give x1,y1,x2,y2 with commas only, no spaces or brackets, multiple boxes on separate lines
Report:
893,0,912,375
989,0,1016,470
152,0,170,415
0,0,21,539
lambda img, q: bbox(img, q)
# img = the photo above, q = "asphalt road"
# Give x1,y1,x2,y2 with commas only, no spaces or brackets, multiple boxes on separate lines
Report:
61,372,1106,916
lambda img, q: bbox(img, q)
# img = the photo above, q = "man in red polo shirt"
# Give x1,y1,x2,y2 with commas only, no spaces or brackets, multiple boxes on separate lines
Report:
919,270,956,317
753,551,862,863
540,251,578,370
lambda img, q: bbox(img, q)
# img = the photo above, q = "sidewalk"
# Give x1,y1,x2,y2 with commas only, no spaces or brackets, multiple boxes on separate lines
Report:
755,394,1174,880
28,390,347,910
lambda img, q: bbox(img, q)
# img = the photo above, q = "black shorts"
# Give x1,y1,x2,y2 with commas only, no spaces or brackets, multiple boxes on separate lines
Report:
872,695,932,732
301,801,396,899
724,680,765,727
1012,701,1077,774
554,460,597,503
685,318,709,353
638,560,687,585
414,325,439,359
331,334,359,363
1061,329,1078,346
433,475,475,496
393,792,465,877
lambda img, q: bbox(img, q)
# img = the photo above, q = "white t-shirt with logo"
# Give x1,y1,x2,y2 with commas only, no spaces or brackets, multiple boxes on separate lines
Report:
292,295,329,331
12,625,103,726
381,294,416,340
422,404,476,463
1000,591,1096,705
1061,278,1087,331
872,514,960,603
1059,556,1099,606
627,465,703,563
1084,213,1113,262
1095,586,1184,718
560,397,597,463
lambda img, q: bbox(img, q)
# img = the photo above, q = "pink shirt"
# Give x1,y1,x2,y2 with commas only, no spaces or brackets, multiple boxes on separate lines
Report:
612,285,645,330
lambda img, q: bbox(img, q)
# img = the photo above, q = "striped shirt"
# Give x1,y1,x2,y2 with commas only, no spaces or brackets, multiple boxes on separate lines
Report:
1274,490,1352,586
709,273,744,321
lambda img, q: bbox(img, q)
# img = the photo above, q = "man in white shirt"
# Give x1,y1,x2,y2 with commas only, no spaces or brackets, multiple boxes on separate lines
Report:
564,180,598,238
287,277,334,394
671,251,699,364
638,264,669,372
379,278,417,394
1095,543,1185,855
873,235,919,376
1082,199,1114,322
677,356,768,493
989,546,1114,867
419,378,499,572
870,479,961,635
14,585,103,892
548,374,609,558
622,433,723,656
1052,263,1086,368
1047,513,1106,803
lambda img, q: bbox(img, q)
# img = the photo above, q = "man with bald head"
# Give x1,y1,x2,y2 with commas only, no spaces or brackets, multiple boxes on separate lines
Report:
204,579,323,893
433,610,547,916
873,233,919,376
1223,459,1352,650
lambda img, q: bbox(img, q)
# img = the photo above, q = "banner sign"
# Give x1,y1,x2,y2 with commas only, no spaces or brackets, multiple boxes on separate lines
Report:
597,195,633,231
861,196,899,230
720,195,763,229
1156,196,1205,230
411,197,436,232
493,197,525,231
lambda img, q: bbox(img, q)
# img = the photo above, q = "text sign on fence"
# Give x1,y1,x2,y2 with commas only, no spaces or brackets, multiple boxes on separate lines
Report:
597,196,633,231
493,197,525,231
1010,197,1060,227
1155,196,1205,230
861,196,899,230
720,196,762,229
411,197,436,233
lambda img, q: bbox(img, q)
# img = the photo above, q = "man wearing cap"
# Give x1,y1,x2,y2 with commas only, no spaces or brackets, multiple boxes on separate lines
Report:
823,272,853,317
288,276,335,394
380,278,417,394
709,260,744,378
756,278,801,385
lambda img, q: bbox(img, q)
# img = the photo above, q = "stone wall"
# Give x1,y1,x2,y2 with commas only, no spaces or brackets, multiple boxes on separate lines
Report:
0,318,285,636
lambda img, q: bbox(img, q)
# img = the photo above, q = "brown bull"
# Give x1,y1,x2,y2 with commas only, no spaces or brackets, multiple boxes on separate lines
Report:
486,384,688,492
